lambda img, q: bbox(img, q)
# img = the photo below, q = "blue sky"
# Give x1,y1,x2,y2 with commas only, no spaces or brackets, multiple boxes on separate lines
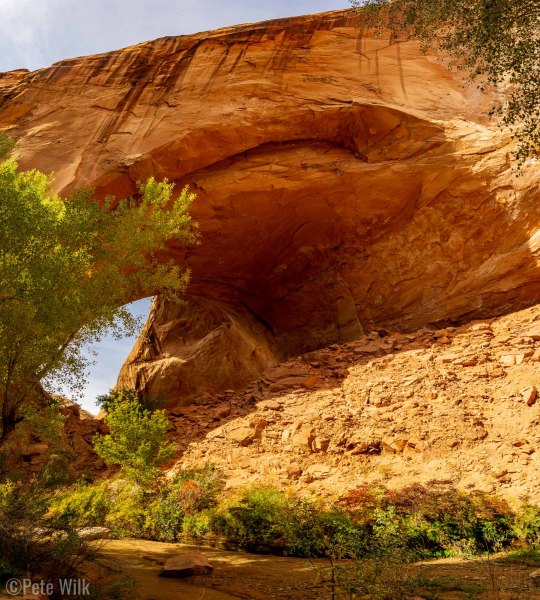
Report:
79,298,152,413
0,0,348,413
0,0,349,72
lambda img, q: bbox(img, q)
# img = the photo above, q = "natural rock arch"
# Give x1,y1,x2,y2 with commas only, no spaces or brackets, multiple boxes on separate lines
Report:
1,9,539,404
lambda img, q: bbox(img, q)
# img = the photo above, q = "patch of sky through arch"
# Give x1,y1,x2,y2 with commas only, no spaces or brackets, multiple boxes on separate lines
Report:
80,297,152,414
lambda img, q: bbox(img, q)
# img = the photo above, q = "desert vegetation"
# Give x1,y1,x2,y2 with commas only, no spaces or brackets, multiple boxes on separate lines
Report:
5,443,540,598
0,133,197,597
46,472,540,561
0,2,539,595
5,382,540,597
0,132,197,444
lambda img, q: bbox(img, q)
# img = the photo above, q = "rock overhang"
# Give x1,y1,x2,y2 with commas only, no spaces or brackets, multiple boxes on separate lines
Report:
1,8,539,404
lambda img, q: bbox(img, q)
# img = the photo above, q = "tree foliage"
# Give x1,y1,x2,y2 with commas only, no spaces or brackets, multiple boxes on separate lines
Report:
352,0,540,162
0,134,197,441
93,391,174,486
96,387,164,414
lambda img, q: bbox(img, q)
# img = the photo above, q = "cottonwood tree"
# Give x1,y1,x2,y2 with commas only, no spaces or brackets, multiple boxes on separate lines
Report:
352,0,540,162
93,390,174,486
0,134,197,442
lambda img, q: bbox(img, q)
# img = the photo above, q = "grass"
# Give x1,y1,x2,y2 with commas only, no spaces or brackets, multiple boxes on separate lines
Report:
416,574,486,599
497,548,540,567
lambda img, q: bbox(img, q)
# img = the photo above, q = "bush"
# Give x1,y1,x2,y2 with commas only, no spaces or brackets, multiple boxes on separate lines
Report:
0,480,93,585
206,485,367,558
39,452,74,488
145,465,222,541
49,478,149,538
170,465,222,512
93,390,175,487
219,486,290,548
512,502,540,549
49,481,110,527
183,511,213,539
105,481,147,538
96,388,164,415
47,466,224,542
332,549,419,600
342,482,514,557
146,492,185,542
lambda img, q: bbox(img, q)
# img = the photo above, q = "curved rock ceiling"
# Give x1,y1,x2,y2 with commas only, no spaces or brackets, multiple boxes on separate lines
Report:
1,9,539,403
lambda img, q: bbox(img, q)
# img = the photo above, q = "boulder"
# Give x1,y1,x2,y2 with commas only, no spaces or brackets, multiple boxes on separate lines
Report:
521,386,538,406
77,526,110,541
159,553,214,578
21,443,49,457
530,569,540,588
292,428,315,453
228,426,255,447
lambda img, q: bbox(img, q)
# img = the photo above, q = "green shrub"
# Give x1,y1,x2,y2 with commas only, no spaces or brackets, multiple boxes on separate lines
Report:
169,465,222,511
513,502,540,549
49,481,110,527
279,501,369,558
205,485,367,558
47,466,223,542
0,480,93,584
144,466,222,541
226,486,289,547
39,452,74,488
333,549,418,600
183,510,213,539
342,482,514,557
318,508,371,559
208,486,294,550
93,391,175,487
105,481,147,538
0,133,15,160
146,493,185,542
96,388,164,414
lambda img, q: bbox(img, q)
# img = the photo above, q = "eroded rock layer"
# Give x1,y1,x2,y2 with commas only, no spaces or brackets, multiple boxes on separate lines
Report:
170,304,540,501
0,9,539,405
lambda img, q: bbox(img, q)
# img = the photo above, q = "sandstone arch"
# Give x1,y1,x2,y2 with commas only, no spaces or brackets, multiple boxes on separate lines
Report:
1,9,538,404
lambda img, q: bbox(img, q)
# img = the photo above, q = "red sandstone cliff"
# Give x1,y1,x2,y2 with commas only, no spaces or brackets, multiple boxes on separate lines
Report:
0,9,539,406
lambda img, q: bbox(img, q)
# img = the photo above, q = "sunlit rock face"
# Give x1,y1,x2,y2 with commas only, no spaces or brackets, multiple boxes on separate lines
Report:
1,9,538,405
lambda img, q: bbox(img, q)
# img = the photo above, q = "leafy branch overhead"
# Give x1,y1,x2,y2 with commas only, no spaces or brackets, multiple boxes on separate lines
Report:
352,0,540,162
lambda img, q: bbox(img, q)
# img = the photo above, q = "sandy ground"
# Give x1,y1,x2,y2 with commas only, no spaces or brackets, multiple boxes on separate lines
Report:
92,540,540,600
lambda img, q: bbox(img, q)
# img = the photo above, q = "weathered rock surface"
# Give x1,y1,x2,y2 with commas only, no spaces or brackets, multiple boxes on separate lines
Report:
169,303,540,501
77,526,111,540
2,400,108,478
0,9,538,405
159,553,213,578
531,570,540,588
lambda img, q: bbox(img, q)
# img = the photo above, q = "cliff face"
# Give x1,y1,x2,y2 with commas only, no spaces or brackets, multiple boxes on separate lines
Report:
1,9,539,406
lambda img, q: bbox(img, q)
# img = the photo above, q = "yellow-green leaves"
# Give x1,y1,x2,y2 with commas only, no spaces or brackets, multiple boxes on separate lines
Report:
93,391,175,487
0,142,197,440
0,133,15,160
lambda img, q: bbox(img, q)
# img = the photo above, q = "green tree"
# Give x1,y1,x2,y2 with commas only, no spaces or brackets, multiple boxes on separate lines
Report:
92,391,174,486
352,0,540,162
96,387,164,414
0,134,197,442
